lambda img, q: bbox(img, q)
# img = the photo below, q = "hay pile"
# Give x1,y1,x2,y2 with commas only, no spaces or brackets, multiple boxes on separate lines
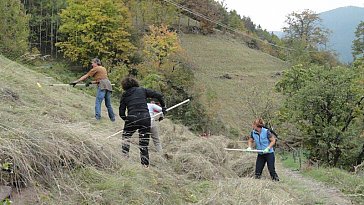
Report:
157,121,256,180
0,122,121,188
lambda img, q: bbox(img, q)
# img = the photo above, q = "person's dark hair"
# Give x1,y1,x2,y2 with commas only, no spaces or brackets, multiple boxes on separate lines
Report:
121,76,139,90
91,58,102,66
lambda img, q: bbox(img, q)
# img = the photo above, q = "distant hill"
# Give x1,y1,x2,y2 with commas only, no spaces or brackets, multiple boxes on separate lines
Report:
272,31,284,39
319,6,364,63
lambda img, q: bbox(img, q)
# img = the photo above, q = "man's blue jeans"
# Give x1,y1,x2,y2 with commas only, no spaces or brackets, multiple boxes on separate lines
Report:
95,87,115,121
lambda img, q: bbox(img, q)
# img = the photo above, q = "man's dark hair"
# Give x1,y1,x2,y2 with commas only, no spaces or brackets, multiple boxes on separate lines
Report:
91,58,102,66
121,76,139,90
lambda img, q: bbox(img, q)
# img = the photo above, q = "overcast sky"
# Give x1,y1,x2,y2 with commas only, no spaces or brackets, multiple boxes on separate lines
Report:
224,0,364,31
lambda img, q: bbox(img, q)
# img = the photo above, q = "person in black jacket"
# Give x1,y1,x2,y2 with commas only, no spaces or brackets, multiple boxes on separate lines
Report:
119,76,167,167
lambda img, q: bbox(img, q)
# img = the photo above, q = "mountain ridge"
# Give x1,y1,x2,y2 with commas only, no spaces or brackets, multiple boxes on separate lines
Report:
319,6,364,63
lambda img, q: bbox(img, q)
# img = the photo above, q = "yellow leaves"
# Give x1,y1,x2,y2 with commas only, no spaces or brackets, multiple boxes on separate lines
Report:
142,24,182,69
56,0,135,66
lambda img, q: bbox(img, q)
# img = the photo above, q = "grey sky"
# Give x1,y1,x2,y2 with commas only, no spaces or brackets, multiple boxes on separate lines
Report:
224,0,364,31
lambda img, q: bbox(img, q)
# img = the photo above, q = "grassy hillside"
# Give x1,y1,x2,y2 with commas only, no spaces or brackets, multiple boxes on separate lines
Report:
0,55,342,204
180,33,289,135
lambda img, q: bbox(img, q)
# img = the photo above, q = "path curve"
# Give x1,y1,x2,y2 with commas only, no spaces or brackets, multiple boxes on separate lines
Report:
281,166,353,205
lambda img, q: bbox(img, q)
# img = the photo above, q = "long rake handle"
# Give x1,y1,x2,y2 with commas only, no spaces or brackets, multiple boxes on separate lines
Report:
224,148,263,153
105,99,191,139
48,84,115,86
152,99,190,118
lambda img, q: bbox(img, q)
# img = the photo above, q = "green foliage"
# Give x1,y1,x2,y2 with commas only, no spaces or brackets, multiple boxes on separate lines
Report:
141,73,165,91
127,0,180,30
276,64,364,167
56,0,136,66
22,0,66,55
275,64,314,96
1,162,13,172
0,0,29,59
303,167,364,204
280,151,307,171
283,9,329,48
108,63,129,94
282,9,339,65
352,21,364,60
1,199,12,205
227,10,245,31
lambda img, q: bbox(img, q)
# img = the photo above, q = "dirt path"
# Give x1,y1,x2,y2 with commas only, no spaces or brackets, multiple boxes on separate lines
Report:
280,165,353,205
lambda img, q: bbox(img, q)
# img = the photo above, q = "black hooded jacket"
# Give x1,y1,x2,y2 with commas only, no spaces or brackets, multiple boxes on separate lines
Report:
119,87,166,121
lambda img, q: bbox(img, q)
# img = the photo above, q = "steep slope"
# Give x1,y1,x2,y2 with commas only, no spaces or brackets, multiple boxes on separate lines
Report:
0,55,263,203
1,55,354,204
180,33,289,134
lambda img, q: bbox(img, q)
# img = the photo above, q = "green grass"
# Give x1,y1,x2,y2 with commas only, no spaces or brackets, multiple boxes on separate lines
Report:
280,152,364,204
180,33,289,135
303,168,364,204
279,151,306,171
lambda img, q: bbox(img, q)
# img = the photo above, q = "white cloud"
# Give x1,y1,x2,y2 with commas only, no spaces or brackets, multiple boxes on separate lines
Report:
223,0,364,31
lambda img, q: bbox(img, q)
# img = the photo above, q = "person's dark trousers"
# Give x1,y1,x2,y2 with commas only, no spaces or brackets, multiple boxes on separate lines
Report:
122,112,151,166
255,152,279,180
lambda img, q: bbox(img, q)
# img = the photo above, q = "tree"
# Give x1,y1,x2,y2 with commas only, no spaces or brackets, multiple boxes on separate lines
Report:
276,64,364,167
282,9,334,65
142,24,182,68
242,16,256,33
56,0,136,66
181,0,222,34
0,0,29,59
127,0,180,31
352,21,364,61
22,0,66,56
227,10,245,31
283,9,329,49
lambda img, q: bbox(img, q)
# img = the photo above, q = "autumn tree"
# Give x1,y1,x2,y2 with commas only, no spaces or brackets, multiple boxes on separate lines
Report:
142,24,182,68
56,0,136,66
0,0,29,59
181,0,222,34
352,21,364,61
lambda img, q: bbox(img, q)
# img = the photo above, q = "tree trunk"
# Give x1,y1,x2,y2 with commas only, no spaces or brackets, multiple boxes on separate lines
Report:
357,143,364,165
333,146,341,167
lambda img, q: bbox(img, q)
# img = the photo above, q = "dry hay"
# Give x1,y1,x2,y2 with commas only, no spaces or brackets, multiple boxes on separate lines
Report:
170,136,237,180
229,155,256,177
195,178,299,204
176,135,228,166
0,124,122,188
